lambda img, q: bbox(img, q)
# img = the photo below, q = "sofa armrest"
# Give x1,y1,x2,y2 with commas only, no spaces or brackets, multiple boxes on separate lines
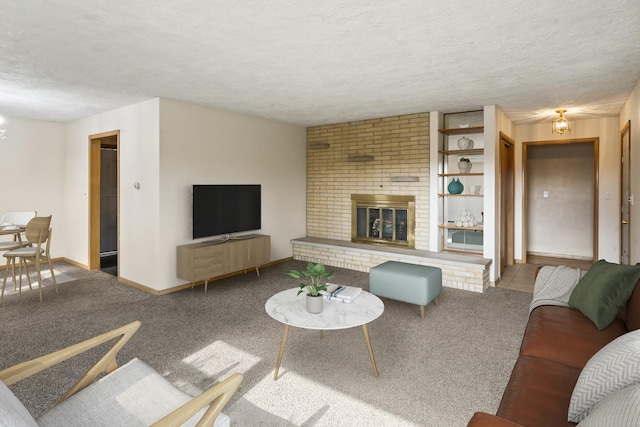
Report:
467,412,524,427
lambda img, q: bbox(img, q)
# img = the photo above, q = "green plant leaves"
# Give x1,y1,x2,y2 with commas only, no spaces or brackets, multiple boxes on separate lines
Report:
285,262,334,296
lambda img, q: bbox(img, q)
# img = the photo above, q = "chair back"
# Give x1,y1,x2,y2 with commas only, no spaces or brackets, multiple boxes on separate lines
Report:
24,216,52,246
1,211,37,227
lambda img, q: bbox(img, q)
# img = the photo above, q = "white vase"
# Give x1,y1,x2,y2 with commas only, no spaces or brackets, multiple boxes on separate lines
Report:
306,294,323,313
457,136,474,150
458,160,472,174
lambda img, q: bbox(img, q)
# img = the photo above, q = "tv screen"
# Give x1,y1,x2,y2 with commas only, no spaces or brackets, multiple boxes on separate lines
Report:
192,184,261,239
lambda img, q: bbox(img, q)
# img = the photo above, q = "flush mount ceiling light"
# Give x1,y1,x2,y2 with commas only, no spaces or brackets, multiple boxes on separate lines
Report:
552,109,571,135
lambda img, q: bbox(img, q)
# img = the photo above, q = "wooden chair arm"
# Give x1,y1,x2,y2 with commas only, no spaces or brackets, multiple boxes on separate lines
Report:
0,321,141,403
151,373,243,427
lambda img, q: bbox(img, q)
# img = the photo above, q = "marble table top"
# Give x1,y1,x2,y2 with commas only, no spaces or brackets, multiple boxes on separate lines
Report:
265,287,384,330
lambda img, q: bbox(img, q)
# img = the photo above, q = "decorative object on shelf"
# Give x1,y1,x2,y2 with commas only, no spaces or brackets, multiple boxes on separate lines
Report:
285,262,334,314
447,178,464,194
457,136,474,150
474,185,482,195
458,157,472,174
347,154,374,162
309,142,330,149
390,176,419,182
454,209,478,227
552,109,571,134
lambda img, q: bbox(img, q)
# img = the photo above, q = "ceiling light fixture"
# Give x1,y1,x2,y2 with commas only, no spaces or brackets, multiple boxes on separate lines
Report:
552,109,571,135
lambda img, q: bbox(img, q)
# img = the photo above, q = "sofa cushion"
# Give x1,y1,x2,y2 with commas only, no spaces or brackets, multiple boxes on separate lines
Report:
37,358,230,427
520,306,626,369
568,330,640,423
577,383,640,427
0,380,39,427
568,260,640,330
496,355,581,427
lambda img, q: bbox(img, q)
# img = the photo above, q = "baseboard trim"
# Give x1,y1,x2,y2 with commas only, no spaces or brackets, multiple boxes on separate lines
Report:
125,257,294,296
61,257,89,270
526,251,593,262
39,257,293,295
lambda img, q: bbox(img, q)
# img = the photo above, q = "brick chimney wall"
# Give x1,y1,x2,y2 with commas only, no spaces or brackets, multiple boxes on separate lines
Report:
306,112,430,250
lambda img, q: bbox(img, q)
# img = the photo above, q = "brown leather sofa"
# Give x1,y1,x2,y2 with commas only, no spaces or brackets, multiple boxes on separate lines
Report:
467,276,640,427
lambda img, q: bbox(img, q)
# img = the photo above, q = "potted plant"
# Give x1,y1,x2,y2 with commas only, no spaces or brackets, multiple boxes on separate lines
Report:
285,262,334,313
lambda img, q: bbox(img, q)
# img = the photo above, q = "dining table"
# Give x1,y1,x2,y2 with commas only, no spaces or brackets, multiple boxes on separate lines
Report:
0,224,28,291
0,224,26,241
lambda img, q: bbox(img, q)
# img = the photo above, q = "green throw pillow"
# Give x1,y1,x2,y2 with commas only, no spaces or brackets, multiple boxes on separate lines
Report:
569,259,640,330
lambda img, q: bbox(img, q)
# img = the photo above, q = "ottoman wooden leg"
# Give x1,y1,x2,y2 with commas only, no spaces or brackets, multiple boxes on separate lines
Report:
435,296,439,306
420,306,425,319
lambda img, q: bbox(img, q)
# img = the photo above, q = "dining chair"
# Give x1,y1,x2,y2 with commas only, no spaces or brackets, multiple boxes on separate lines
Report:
0,211,36,289
1,215,58,303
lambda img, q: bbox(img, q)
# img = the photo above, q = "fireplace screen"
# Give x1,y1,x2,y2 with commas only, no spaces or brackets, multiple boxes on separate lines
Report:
351,195,415,248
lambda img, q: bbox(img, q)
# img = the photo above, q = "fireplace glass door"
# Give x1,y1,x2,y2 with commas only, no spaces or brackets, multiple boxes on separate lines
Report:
352,195,415,248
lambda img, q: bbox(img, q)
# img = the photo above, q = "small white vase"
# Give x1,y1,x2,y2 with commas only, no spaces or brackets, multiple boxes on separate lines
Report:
306,294,323,313
458,160,472,174
457,136,474,150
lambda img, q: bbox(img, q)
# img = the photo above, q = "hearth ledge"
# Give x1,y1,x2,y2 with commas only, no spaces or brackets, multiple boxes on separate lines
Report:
291,237,491,293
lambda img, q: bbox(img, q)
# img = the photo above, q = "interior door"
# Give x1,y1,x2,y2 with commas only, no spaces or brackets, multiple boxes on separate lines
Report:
499,132,515,275
621,121,631,264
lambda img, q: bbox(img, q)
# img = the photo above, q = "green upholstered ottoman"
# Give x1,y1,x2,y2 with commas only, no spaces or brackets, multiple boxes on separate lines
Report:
369,261,442,319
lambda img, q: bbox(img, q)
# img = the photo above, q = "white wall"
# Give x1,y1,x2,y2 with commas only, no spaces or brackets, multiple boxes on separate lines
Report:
9,98,305,292
158,99,307,290
620,77,640,264
515,117,621,263
484,106,515,281
0,118,65,255
526,143,594,258
63,99,161,286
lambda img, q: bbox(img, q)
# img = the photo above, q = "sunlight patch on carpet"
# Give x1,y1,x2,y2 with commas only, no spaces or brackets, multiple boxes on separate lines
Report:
182,340,261,381
40,269,75,284
236,371,422,426
6,268,75,292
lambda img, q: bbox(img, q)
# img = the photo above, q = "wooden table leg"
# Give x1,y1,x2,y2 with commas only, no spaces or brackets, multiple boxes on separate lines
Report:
274,324,290,380
362,324,379,378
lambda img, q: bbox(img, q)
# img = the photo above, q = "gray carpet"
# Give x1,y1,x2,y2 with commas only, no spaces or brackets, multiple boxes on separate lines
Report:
0,261,532,426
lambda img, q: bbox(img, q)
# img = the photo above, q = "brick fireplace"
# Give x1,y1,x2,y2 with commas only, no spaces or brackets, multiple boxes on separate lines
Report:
305,113,429,247
295,112,490,292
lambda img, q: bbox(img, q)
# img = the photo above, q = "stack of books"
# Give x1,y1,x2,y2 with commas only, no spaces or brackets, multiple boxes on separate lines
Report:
322,283,362,303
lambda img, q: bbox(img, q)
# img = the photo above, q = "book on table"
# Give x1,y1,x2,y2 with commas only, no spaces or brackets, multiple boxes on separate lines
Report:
322,283,362,303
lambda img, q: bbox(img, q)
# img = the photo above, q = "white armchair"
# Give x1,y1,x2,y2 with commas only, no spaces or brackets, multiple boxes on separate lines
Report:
0,321,242,426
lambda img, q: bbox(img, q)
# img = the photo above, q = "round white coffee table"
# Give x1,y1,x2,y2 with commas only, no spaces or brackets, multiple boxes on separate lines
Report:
265,287,384,380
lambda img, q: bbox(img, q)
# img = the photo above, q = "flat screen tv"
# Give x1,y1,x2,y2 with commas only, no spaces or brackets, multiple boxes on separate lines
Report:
192,184,261,239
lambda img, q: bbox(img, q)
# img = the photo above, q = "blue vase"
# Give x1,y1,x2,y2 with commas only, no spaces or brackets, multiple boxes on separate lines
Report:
448,178,464,194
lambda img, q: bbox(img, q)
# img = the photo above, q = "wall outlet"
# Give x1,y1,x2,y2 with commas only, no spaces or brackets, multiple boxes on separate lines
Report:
605,191,612,200
543,191,549,198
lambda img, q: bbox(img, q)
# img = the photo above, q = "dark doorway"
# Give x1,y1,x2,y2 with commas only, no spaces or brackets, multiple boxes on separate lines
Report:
89,131,120,277
100,144,118,275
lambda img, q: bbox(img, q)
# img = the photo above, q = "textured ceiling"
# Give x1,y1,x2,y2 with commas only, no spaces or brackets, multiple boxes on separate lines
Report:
1,1,639,126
